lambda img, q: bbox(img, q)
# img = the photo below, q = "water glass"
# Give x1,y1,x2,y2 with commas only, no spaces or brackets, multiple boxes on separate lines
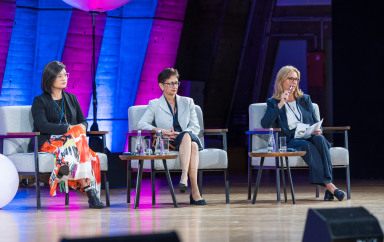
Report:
161,138,169,154
144,139,152,155
279,136,287,152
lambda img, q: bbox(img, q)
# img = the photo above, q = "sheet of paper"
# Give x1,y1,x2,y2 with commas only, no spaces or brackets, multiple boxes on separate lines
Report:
304,119,323,138
294,119,323,139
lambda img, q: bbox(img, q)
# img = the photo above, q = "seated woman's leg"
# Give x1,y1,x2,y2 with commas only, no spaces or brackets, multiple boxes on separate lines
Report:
178,134,192,185
289,139,330,185
189,142,202,201
310,135,345,199
310,135,332,180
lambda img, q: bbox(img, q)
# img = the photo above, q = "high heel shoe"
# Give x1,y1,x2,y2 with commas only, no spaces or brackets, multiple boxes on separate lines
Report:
178,183,187,193
190,194,207,206
333,188,345,201
324,190,334,201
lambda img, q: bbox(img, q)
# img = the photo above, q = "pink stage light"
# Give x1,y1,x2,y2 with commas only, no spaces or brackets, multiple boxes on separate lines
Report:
62,0,131,12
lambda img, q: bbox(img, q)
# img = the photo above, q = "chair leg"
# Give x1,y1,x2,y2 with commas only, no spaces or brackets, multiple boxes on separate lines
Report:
279,157,287,203
198,170,203,195
315,185,320,198
285,157,296,204
103,172,110,207
127,161,131,204
275,157,281,202
224,170,230,204
247,158,252,200
346,166,351,199
65,181,69,206
35,173,41,209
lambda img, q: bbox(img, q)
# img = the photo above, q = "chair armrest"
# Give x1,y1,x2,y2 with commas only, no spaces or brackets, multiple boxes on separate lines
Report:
203,128,228,151
322,126,351,133
203,128,228,135
322,126,350,149
127,130,154,137
0,132,40,139
245,128,281,135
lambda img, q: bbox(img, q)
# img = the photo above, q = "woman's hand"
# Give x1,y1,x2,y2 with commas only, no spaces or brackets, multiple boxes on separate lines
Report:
312,129,322,135
278,90,290,109
162,129,179,140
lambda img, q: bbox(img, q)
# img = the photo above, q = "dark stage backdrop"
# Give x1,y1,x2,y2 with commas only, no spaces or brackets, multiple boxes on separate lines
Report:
333,2,384,178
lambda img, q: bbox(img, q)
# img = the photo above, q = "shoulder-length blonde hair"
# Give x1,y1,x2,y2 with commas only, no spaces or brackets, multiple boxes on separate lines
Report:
272,65,304,99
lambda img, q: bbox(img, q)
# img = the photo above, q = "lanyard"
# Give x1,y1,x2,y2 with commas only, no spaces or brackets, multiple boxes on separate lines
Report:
54,98,67,124
286,102,302,122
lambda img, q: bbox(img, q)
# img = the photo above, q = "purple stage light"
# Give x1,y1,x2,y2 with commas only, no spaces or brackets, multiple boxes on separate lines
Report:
134,0,188,105
0,0,16,93
62,9,106,116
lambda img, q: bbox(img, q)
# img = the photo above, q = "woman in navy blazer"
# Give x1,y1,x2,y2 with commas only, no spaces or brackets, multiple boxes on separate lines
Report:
138,68,206,205
261,65,345,201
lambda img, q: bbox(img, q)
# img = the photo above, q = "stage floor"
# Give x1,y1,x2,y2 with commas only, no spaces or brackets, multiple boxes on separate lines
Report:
1,178,383,242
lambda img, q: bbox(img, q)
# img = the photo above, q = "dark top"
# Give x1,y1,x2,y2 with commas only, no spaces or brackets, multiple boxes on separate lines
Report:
165,96,182,132
29,92,88,150
261,94,318,142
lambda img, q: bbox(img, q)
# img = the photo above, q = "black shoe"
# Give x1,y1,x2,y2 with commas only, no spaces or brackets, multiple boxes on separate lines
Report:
86,189,105,209
324,190,334,201
179,183,187,193
333,189,345,201
190,194,207,206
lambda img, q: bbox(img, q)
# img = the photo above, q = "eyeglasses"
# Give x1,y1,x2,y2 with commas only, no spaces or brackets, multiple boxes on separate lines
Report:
287,77,299,82
163,81,180,87
57,73,70,79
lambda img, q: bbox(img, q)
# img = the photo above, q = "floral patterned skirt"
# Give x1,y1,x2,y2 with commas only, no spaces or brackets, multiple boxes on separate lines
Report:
40,126,101,198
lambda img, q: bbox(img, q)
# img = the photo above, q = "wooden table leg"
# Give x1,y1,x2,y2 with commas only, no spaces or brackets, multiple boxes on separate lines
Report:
280,157,287,203
134,160,144,209
275,157,281,202
151,160,156,205
162,159,178,208
252,157,264,204
126,161,131,203
285,157,296,204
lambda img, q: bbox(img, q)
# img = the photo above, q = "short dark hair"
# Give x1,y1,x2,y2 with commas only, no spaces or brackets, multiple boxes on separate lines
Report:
41,61,66,93
157,68,179,83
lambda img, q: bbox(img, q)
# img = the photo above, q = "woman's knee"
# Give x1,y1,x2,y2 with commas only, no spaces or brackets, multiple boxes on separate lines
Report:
191,142,198,152
312,135,327,143
181,133,192,143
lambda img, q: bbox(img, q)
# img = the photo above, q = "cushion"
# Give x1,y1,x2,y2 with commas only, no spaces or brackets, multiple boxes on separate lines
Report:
131,149,228,170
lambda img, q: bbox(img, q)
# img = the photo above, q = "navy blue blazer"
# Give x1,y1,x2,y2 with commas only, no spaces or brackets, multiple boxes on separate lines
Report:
261,94,319,142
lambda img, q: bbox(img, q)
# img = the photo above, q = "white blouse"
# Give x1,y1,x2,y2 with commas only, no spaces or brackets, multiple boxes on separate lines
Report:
285,100,302,130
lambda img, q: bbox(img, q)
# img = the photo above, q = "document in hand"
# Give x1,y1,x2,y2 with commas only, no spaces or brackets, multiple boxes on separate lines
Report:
294,119,323,139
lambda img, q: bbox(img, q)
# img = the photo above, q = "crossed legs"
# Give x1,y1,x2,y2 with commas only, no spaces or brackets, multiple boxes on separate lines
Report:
178,134,203,200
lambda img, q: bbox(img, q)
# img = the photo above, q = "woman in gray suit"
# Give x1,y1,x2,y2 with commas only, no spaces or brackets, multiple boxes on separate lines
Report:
137,68,206,205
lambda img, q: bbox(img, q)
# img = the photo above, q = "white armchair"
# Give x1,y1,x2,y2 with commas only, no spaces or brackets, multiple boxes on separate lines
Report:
127,105,230,204
0,106,110,208
247,103,351,200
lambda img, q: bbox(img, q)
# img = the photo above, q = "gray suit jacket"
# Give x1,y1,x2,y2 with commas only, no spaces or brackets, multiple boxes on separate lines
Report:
137,95,201,136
